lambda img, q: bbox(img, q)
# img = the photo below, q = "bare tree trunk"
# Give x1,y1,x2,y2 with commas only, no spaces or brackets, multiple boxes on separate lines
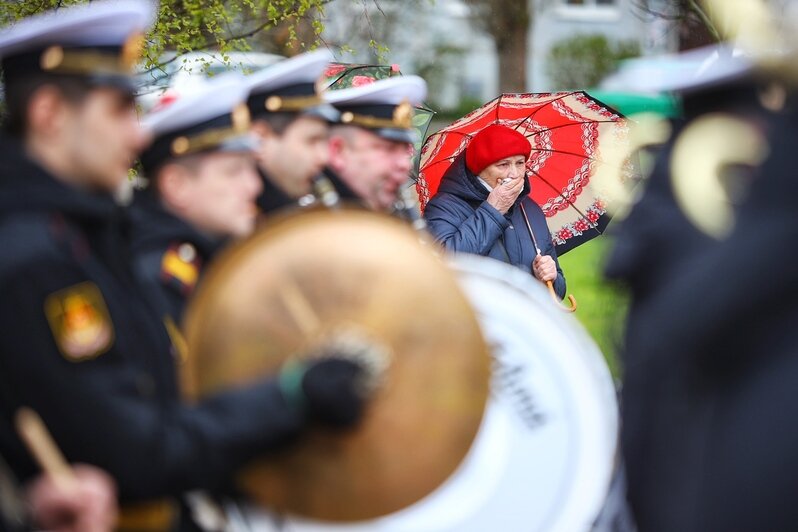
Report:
497,24,528,93
465,0,532,94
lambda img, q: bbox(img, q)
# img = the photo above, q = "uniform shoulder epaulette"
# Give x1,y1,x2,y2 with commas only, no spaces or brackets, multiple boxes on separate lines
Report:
159,242,202,295
161,242,202,295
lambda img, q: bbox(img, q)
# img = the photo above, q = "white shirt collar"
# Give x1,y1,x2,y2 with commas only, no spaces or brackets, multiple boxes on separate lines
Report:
478,177,493,192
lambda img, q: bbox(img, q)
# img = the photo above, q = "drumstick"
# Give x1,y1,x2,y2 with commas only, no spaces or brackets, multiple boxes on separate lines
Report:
15,407,78,493
279,277,320,336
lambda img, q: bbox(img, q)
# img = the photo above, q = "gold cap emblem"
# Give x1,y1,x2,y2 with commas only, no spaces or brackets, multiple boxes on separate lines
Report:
40,46,65,71
121,33,145,71
232,104,251,132
171,136,190,155
265,96,283,112
393,100,414,129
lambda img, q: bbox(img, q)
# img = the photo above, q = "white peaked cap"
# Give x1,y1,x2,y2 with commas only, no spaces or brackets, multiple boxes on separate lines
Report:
600,43,754,94
323,75,428,106
142,73,250,136
0,0,156,59
244,49,334,96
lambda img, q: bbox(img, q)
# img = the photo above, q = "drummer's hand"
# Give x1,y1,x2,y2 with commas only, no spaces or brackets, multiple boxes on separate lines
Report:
26,464,118,532
283,358,366,428
532,254,557,283
486,176,524,214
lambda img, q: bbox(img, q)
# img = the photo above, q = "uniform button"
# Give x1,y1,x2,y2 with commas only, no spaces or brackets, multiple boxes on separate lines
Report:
177,243,196,263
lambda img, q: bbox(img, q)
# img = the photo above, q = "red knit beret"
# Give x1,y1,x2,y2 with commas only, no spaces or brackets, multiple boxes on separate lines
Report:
465,124,532,176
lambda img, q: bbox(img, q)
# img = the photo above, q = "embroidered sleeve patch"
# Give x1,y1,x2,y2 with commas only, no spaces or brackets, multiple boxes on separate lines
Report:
44,282,115,362
160,243,201,295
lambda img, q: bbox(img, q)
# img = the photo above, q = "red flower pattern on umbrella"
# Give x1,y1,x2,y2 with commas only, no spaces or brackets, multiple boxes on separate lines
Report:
351,75,377,87
574,219,591,233
558,228,574,241
323,64,347,79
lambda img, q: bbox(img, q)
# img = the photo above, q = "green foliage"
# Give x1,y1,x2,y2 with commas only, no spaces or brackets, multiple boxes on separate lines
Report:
546,34,640,90
368,39,391,64
146,0,327,70
414,42,466,111
0,0,330,73
558,237,629,379
0,0,84,26
434,96,484,122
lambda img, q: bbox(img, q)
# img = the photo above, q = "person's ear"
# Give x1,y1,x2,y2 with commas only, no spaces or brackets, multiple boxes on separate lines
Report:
327,135,347,171
156,162,193,209
250,120,274,141
27,85,69,139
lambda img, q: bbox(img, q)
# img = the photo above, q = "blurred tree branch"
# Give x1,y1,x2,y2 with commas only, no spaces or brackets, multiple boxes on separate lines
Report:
631,0,720,48
0,0,397,70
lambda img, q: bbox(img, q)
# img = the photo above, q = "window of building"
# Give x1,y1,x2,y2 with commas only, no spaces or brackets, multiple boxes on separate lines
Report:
563,0,617,5
557,0,620,21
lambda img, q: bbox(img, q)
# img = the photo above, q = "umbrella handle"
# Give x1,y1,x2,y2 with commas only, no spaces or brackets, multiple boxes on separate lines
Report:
546,281,577,313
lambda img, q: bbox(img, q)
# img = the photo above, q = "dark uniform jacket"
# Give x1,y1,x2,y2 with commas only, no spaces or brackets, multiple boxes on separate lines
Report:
641,111,798,531
603,83,783,532
258,167,366,218
0,455,25,532
129,191,221,324
0,136,303,502
257,167,297,216
423,154,566,299
322,167,361,205
621,110,798,532
603,127,714,532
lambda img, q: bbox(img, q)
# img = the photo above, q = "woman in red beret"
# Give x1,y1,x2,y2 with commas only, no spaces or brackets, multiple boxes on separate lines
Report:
423,124,566,298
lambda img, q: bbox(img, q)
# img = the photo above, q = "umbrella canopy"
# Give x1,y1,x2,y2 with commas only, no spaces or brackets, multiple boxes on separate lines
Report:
417,91,633,255
320,62,436,177
321,62,402,90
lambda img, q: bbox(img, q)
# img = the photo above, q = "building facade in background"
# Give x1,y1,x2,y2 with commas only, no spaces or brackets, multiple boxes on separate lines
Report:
322,0,677,110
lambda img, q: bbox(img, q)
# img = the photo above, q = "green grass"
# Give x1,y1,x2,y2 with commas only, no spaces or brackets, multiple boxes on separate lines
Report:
558,237,628,379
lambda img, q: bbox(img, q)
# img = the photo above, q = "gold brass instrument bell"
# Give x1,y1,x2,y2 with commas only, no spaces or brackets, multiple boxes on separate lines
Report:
181,209,491,521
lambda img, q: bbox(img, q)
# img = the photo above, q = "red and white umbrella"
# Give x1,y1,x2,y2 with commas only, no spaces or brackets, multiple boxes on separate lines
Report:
417,91,632,255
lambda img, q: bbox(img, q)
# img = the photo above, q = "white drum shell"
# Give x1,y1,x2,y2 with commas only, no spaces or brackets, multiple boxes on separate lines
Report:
235,255,619,532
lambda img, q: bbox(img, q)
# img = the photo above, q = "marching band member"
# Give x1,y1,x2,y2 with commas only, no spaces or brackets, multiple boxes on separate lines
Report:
0,4,365,530
130,75,261,322
323,76,427,213
244,50,340,216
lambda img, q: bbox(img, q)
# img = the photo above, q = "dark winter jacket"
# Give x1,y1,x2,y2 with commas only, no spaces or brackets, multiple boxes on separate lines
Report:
423,154,566,299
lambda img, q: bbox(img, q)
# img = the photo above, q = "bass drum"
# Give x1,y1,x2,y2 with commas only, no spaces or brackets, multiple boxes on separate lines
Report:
236,254,619,532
